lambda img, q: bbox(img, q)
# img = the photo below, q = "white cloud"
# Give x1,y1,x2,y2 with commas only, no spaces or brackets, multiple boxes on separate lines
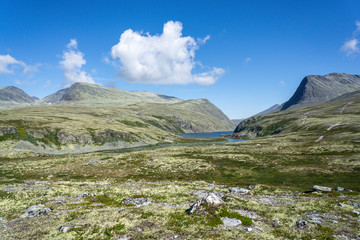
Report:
0,54,41,75
341,39,359,56
0,54,25,74
279,80,286,86
110,21,224,85
60,39,94,87
341,21,360,56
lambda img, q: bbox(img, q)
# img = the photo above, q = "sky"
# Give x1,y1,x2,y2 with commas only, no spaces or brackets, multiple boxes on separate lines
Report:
1,0,360,119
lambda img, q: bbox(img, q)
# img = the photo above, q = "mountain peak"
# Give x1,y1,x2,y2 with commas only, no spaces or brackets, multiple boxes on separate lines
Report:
281,73,360,110
0,86,35,103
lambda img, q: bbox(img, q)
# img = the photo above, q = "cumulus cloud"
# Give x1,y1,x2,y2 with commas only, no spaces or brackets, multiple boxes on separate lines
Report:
0,54,41,75
110,21,224,85
341,21,360,56
341,39,359,56
60,39,94,87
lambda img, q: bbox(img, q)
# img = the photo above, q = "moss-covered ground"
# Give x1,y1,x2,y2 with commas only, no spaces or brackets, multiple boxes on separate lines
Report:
0,134,359,239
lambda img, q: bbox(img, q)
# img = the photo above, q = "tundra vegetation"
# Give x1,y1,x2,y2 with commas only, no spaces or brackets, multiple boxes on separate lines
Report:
0,85,360,239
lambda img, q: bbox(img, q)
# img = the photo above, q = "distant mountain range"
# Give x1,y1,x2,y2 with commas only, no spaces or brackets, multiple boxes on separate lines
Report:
0,82,235,154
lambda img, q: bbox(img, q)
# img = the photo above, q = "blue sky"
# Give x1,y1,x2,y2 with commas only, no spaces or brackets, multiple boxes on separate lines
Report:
1,0,360,119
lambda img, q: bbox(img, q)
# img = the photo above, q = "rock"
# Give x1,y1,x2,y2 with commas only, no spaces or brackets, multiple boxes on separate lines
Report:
353,210,360,215
77,192,94,199
246,227,253,232
21,206,51,218
59,226,71,233
122,198,151,207
335,187,344,191
313,185,332,192
228,187,250,195
248,185,255,190
337,203,344,207
186,192,224,214
272,218,279,227
309,216,322,224
295,220,307,229
202,192,224,205
221,217,242,227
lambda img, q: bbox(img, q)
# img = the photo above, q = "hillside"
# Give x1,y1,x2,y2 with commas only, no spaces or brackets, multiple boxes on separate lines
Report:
0,86,34,103
39,82,182,105
233,89,360,139
0,83,235,154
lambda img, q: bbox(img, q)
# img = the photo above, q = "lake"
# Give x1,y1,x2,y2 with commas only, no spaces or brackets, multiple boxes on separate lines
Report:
178,131,247,143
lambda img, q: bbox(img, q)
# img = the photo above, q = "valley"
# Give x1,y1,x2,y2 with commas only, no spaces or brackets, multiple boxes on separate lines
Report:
0,73,360,239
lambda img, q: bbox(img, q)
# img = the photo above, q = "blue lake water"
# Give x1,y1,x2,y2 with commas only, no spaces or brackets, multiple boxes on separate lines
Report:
178,131,247,143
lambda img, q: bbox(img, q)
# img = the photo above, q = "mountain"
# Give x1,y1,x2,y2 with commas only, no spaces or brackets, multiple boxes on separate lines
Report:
0,83,235,154
0,86,34,103
281,73,360,110
254,104,282,116
39,88,67,104
42,82,182,105
233,88,360,139
231,119,244,125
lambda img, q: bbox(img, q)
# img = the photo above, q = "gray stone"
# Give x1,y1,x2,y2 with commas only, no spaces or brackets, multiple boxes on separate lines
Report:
122,198,150,207
21,206,51,218
221,217,242,227
296,220,307,229
246,227,253,232
59,226,71,233
335,187,344,191
353,210,360,215
186,192,224,214
228,187,250,195
338,203,344,207
313,185,332,192
309,216,322,224
77,192,94,199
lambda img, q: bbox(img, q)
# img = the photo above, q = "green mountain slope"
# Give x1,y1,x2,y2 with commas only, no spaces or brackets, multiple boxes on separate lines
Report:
0,83,235,154
234,90,360,140
40,82,182,105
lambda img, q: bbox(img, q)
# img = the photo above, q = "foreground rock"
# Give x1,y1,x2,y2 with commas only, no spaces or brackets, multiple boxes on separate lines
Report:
313,185,331,192
186,192,224,214
221,217,242,227
296,220,307,229
77,192,94,199
21,206,51,218
228,187,251,195
122,198,151,207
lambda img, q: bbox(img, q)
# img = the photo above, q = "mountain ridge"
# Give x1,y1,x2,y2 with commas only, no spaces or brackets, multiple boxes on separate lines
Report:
281,73,360,110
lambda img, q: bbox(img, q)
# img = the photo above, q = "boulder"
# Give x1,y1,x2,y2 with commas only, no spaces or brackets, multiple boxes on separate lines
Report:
221,217,242,227
59,226,71,233
335,187,344,191
228,187,250,195
186,192,224,214
21,205,51,218
296,220,307,229
313,185,331,192
122,198,151,207
77,192,94,199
